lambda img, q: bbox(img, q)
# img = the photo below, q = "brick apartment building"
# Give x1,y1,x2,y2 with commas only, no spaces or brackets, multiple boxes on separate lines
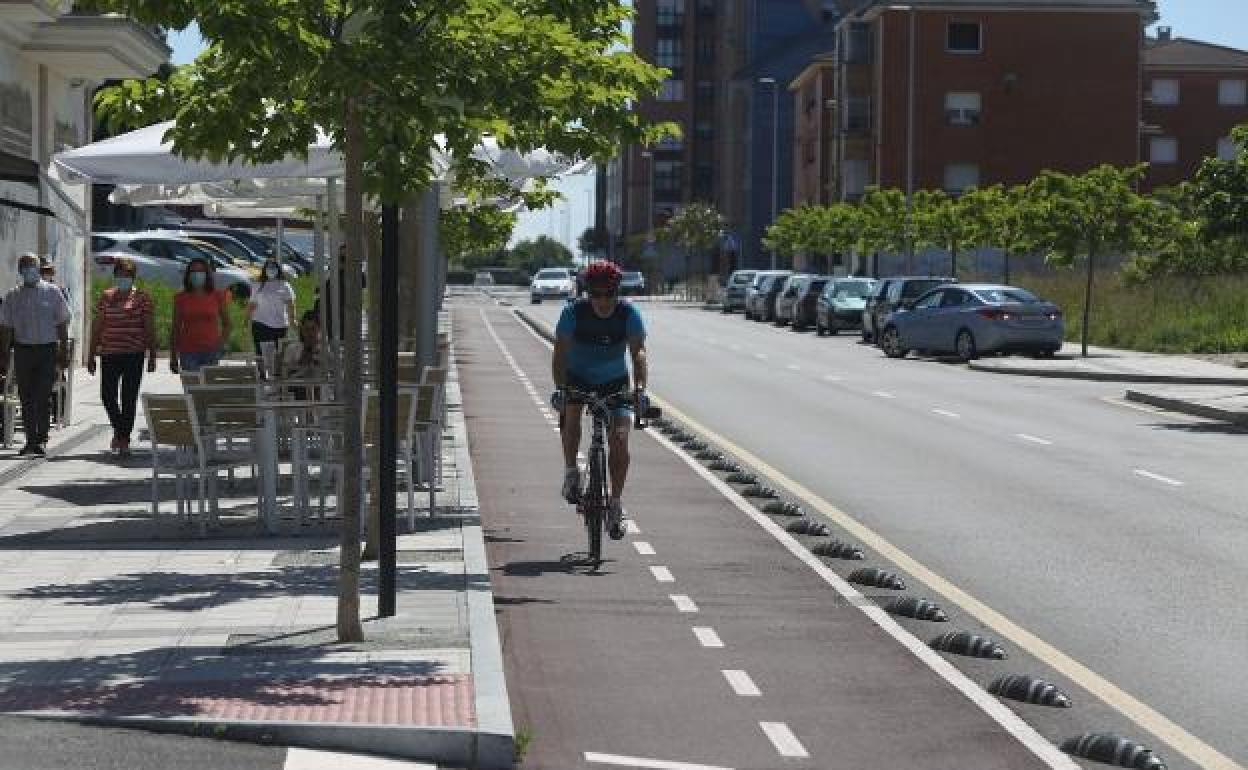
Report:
1142,30,1248,189
602,0,838,273
795,0,1157,205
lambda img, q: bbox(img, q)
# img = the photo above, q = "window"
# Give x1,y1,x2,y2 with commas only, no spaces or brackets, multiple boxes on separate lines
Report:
945,92,981,126
91,236,117,252
845,22,873,64
658,79,685,102
1218,79,1247,106
940,290,971,308
947,22,981,53
696,39,715,65
1217,136,1240,161
694,120,713,141
842,159,868,199
654,160,683,195
656,135,683,152
1150,137,1178,164
1150,79,1179,105
694,164,713,197
695,80,714,102
656,38,683,69
657,0,684,27
914,291,944,310
844,96,871,132
944,163,980,193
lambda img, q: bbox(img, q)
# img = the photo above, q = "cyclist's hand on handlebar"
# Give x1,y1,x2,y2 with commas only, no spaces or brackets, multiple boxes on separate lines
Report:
550,387,568,413
634,388,650,414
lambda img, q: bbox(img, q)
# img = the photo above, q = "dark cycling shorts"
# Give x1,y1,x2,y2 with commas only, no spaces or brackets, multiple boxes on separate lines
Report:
567,375,634,418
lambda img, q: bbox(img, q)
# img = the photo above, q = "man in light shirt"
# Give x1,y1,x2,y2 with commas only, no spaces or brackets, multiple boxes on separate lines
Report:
0,252,72,456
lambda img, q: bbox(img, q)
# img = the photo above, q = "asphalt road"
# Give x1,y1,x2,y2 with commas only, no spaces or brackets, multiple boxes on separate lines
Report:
520,297,1248,770
0,716,440,770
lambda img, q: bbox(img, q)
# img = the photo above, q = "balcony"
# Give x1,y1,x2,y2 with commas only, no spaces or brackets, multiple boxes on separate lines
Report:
21,12,169,80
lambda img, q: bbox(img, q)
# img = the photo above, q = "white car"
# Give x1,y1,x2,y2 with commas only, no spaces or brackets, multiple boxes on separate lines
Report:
154,229,298,280
91,232,254,299
530,267,576,303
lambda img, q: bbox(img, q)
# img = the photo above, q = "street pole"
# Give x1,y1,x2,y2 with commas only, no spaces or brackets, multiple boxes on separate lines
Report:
905,6,917,273
378,202,399,618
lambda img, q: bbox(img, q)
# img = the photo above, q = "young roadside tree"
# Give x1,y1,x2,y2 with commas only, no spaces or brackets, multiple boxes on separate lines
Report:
912,189,978,279
962,185,1036,285
443,205,518,270
659,203,727,299
1192,124,1248,242
1026,164,1154,357
93,0,671,642
855,188,909,277
508,236,576,277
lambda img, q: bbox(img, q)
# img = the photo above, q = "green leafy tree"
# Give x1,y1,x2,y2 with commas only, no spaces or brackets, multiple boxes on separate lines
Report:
856,188,909,275
1123,183,1248,281
913,189,980,279
1026,164,1155,356
442,205,517,267
659,203,726,294
92,0,671,642
961,185,1036,284
1192,124,1248,241
762,206,807,262
578,226,609,259
507,236,574,276
764,204,860,272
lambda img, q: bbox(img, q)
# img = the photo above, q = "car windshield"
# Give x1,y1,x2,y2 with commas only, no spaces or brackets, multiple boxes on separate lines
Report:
808,280,828,293
622,272,643,282
536,269,569,280
832,280,873,299
974,288,1041,304
732,272,756,285
198,238,251,262
902,280,946,299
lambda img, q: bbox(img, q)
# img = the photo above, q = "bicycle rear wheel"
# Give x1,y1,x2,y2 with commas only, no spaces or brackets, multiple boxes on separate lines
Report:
584,447,608,563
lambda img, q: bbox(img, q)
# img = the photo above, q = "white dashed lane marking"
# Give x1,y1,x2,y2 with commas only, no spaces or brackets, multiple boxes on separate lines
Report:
633,541,656,556
872,391,896,399
1017,433,1053,446
692,627,724,648
650,566,674,583
670,594,698,613
1134,469,1185,487
583,752,732,770
932,408,960,419
759,722,809,758
722,669,761,697
624,520,641,535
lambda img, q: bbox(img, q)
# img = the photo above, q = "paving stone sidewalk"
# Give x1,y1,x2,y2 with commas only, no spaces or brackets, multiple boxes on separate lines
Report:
0,352,512,767
966,342,1248,384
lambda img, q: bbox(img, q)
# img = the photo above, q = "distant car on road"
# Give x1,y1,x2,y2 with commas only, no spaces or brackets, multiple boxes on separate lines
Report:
863,276,954,343
788,275,830,331
530,267,576,303
746,271,792,322
619,271,645,296
878,283,1064,361
722,270,757,313
816,277,877,336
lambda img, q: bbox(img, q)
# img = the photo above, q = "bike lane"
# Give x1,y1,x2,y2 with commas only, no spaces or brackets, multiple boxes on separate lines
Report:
456,299,1062,770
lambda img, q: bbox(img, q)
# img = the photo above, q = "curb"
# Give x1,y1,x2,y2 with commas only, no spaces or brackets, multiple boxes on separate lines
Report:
1124,390,1248,427
968,360,1248,386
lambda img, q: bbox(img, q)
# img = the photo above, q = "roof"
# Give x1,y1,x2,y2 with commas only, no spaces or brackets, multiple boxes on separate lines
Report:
1144,37,1248,71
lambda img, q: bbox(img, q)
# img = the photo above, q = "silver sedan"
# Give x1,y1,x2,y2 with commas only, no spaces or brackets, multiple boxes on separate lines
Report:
878,283,1064,361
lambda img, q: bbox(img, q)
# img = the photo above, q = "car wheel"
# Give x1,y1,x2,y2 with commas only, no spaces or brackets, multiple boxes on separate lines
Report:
956,329,978,362
880,326,908,359
861,325,872,343
530,295,541,304
815,320,825,336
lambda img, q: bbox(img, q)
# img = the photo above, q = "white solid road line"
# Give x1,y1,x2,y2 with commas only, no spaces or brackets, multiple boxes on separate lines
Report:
650,566,675,582
670,594,699,613
1134,469,1186,487
722,669,762,697
584,751,733,770
692,626,724,648
932,408,960,419
1017,433,1054,446
759,722,809,758
634,541,657,556
284,748,435,769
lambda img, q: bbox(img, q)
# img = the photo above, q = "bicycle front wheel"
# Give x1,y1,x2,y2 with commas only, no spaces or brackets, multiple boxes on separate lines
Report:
585,448,608,563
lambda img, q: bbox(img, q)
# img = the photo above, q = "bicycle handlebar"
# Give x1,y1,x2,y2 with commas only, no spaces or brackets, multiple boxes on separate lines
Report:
563,387,662,430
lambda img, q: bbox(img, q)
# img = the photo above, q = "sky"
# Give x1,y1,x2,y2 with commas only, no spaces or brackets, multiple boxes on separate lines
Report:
165,0,1248,256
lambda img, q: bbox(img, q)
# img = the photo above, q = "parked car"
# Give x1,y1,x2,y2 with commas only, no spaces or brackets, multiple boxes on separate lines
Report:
745,271,792,321
878,284,1064,361
151,229,297,280
773,274,816,326
863,276,954,343
816,277,877,336
789,276,831,331
473,271,496,287
91,232,254,299
722,270,757,313
619,271,645,296
530,267,576,303
173,224,288,267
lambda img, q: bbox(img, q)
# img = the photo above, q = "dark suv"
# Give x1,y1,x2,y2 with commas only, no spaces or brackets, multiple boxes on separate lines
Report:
863,276,955,343
789,275,830,331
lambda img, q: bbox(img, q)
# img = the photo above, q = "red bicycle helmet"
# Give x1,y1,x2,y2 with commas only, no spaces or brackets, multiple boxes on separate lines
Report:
583,260,623,292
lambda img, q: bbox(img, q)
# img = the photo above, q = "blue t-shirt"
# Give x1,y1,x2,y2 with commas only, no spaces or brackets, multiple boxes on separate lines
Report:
556,300,646,385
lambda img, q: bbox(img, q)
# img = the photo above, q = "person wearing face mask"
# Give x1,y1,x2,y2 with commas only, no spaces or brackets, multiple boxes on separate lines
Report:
170,257,231,374
87,258,156,456
246,258,296,356
0,252,72,456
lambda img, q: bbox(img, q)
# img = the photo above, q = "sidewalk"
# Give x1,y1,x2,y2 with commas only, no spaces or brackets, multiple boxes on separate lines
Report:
0,354,512,767
966,342,1248,385
1124,386,1248,427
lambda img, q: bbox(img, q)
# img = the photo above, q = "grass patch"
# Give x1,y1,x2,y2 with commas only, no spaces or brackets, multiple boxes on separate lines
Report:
91,274,318,354
1010,270,1248,353
514,727,534,764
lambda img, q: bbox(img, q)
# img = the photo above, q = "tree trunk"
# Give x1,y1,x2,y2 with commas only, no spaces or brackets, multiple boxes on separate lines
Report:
1080,248,1095,358
336,96,366,643
1002,250,1011,285
950,245,958,279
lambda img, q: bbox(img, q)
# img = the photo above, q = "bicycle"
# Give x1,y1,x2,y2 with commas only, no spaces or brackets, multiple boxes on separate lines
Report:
562,387,660,566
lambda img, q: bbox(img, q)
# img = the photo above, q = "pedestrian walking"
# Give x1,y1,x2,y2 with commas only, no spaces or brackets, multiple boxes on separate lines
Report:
246,257,296,354
38,258,72,305
87,257,156,457
170,257,231,374
0,252,72,456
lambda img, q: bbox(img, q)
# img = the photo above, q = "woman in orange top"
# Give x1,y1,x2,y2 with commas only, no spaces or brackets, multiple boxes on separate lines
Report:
87,257,156,456
170,257,231,374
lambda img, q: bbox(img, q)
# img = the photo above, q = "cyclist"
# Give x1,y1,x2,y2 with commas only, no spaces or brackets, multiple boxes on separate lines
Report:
551,261,648,539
